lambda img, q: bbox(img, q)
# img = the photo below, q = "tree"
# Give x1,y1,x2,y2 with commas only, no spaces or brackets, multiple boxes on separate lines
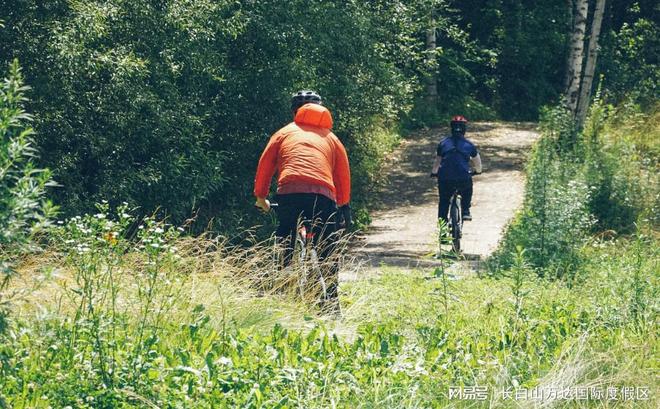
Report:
564,0,589,115
577,0,607,125
426,11,438,106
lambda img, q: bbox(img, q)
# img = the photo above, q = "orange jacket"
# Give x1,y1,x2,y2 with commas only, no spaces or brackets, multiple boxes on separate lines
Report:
254,104,351,206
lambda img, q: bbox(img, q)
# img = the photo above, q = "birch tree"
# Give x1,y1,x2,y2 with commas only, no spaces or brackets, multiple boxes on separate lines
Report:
564,0,589,115
577,0,607,125
426,19,438,105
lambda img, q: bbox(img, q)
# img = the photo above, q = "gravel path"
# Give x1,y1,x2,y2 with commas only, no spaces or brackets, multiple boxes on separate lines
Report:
344,122,539,277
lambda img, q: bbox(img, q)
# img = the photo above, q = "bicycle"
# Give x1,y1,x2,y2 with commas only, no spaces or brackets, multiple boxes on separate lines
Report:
447,189,463,253
266,202,331,308
435,171,479,254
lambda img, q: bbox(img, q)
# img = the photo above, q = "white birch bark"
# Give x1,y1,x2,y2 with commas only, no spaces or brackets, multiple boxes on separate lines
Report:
564,0,589,115
426,21,438,105
577,0,606,125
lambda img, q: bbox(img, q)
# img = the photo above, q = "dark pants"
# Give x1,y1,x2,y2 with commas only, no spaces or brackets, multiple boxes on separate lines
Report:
274,193,339,300
437,179,473,223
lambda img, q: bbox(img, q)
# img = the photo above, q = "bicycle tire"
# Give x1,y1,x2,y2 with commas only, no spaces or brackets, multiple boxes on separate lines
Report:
309,248,329,305
296,230,308,300
450,196,461,253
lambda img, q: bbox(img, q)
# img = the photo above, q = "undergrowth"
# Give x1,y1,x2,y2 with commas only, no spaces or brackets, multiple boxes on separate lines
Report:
0,201,657,407
490,99,659,277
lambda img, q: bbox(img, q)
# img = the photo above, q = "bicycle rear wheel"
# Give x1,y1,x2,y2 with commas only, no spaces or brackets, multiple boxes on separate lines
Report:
450,196,461,253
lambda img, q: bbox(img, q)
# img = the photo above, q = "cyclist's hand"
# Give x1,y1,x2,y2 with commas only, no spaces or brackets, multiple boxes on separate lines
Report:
339,204,352,230
430,172,438,178
255,197,271,213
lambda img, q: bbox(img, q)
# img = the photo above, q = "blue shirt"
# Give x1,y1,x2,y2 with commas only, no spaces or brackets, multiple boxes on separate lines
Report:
436,136,478,181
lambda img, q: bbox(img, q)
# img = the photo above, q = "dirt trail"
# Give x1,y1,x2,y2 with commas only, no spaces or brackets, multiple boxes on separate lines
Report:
345,122,538,276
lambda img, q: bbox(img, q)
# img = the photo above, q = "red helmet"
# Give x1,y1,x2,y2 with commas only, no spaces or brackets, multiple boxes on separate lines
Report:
450,115,468,136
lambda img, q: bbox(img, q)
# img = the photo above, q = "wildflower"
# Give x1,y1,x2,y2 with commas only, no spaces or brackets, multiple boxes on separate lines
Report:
103,232,118,246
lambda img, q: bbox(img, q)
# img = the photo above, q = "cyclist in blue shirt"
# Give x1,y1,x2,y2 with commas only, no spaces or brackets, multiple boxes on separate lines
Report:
430,115,482,223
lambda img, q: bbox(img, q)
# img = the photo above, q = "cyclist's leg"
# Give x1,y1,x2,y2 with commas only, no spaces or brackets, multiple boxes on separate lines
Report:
274,194,304,267
458,179,473,214
437,180,454,224
309,195,340,307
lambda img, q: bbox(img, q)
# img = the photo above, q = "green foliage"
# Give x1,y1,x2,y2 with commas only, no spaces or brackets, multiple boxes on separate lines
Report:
1,220,657,407
493,97,658,279
445,0,570,121
599,6,660,107
0,0,656,231
0,60,56,333
492,106,595,276
0,0,425,233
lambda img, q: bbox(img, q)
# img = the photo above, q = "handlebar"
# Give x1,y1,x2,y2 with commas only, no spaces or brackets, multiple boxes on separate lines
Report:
430,171,481,178
256,201,352,230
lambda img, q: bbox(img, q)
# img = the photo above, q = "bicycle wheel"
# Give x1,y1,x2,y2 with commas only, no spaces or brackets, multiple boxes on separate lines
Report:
309,248,329,306
450,196,461,253
296,228,308,300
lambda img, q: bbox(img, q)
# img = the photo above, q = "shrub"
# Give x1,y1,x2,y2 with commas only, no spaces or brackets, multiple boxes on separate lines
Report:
0,0,425,234
493,98,658,280
0,60,56,333
491,106,594,277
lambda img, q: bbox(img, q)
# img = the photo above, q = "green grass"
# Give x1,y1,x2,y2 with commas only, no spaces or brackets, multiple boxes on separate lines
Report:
1,219,656,407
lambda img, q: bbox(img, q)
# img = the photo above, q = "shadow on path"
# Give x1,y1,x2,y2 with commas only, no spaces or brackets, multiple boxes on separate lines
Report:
348,122,539,273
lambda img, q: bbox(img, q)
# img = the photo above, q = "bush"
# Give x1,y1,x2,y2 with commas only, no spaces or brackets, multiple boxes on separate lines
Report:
0,0,425,234
493,99,658,278
491,106,594,277
0,60,56,333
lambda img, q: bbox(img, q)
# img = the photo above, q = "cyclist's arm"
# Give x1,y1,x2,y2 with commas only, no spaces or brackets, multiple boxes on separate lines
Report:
431,155,442,174
332,138,351,206
254,133,281,201
470,153,482,174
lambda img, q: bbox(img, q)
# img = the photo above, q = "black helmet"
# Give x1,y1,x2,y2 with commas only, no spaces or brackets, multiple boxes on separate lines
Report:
291,90,322,113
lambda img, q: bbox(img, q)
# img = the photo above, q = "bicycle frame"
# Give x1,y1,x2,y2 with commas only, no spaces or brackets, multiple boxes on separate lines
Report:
267,203,329,305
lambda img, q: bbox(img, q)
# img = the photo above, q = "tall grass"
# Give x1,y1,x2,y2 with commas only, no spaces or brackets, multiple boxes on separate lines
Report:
1,204,657,407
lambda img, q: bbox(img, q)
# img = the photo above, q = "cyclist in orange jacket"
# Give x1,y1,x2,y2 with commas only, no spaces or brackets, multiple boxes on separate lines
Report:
254,90,351,310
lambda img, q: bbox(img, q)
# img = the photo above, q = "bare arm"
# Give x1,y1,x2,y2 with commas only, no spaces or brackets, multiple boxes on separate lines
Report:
431,155,442,174
470,153,482,174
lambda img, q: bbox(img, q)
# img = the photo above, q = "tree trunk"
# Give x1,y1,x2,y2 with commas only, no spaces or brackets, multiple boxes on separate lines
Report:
425,20,438,105
564,0,589,116
563,0,575,91
577,0,606,126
